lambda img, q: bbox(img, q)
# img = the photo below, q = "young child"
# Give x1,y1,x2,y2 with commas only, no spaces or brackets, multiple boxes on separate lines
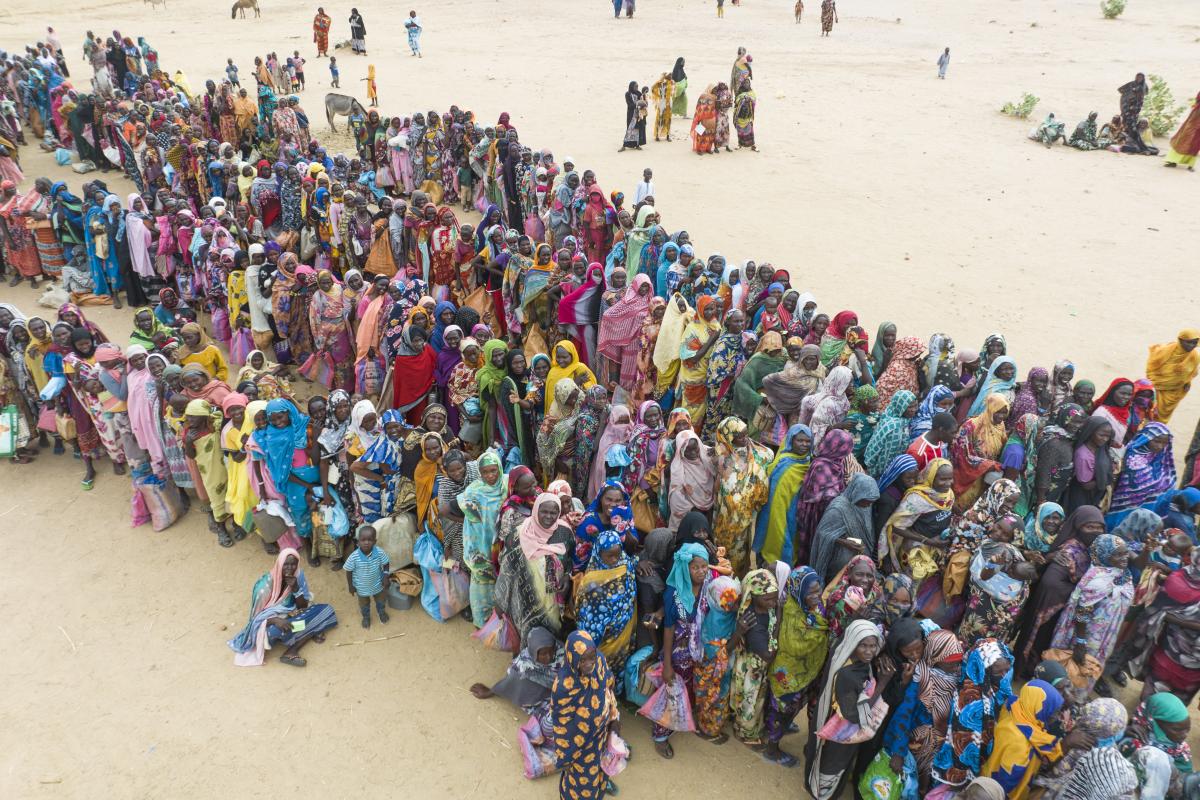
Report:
344,524,391,628
362,64,378,106
225,58,240,87
960,514,1037,643
285,56,299,92
1134,528,1193,606
292,51,306,90
634,167,654,205
329,56,340,88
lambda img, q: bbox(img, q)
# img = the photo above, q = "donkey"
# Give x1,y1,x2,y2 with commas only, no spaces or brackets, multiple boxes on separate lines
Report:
231,0,261,19
324,93,368,132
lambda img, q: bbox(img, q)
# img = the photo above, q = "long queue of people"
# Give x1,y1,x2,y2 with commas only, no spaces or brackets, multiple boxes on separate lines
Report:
5,21,1200,800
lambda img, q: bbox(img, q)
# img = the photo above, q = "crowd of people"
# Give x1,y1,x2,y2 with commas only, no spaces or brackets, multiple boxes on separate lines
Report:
1029,72,1200,168
5,15,1200,800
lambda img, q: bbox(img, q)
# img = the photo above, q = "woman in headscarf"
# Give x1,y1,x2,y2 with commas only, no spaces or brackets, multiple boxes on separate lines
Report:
863,390,916,478
550,631,621,799
1047,533,1133,690
960,515,1036,644
1145,329,1200,422
823,554,881,639
868,321,897,377
666,429,716,530
844,385,881,461
809,473,881,584
597,272,652,389
308,269,353,391
873,453,920,541
760,341,825,443
469,626,562,730
753,423,813,565
932,639,1015,790
226,548,338,667
732,330,787,422
728,568,780,749
874,336,924,408
691,574,742,743
542,340,596,415
942,477,1022,604
350,409,405,524
949,394,1010,512
269,254,315,365
805,618,891,800
702,309,750,440
799,365,854,447
575,479,634,572
676,294,722,424
881,629,965,790
712,417,772,576
454,449,505,625
1089,378,1135,446
496,491,571,642
1023,502,1065,555
390,324,437,425
653,541,711,757
793,428,855,566
536,378,582,484
619,401,667,508
568,385,609,499
1106,421,1175,526
1033,402,1085,509
818,310,858,368
588,404,635,502
236,349,293,402
981,679,1072,797
912,384,955,441
432,324,463,415
763,566,829,765
556,263,605,367
252,398,321,556
1120,693,1195,796
1013,505,1106,678
968,356,1019,418
650,293,694,403
1008,366,1049,427
178,321,228,383
574,530,638,682
1032,698,1136,800
1066,414,1115,513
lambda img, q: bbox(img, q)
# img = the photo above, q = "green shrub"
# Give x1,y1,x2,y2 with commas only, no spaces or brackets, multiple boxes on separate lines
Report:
1001,93,1040,119
1144,74,1187,137
1100,0,1126,19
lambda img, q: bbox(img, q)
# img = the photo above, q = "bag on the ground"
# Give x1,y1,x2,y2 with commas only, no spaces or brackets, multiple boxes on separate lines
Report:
374,512,416,567
0,405,18,458
413,529,445,622
636,672,695,732
433,563,471,619
859,751,903,800
516,714,559,780
130,487,151,527
252,504,290,543
391,565,423,596
471,610,520,652
623,645,656,706
135,475,185,531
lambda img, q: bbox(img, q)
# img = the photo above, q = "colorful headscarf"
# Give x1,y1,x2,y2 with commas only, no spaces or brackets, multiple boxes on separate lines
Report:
667,542,710,616
1023,502,1064,552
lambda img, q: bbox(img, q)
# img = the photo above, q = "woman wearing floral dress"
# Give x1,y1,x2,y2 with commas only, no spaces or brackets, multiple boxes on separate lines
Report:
711,416,772,576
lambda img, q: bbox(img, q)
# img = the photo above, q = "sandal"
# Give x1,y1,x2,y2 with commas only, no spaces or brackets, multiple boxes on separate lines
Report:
217,529,234,548
279,654,306,667
312,633,326,643
81,477,95,491
763,751,799,768
653,740,673,759
605,779,619,796
330,558,344,571
697,733,728,745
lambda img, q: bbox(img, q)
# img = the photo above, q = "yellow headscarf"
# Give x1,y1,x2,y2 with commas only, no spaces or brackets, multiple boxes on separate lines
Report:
651,293,696,374
969,394,1010,457
1146,328,1200,391
544,340,596,414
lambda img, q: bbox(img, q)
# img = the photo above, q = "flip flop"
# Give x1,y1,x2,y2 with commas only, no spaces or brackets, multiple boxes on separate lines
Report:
763,751,799,768
80,477,95,491
279,654,306,667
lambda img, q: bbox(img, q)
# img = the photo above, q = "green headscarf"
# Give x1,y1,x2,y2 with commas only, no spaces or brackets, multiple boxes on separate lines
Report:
476,339,510,399
870,321,895,375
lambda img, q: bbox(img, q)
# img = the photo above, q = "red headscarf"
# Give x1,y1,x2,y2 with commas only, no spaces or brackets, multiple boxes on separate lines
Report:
1092,377,1134,426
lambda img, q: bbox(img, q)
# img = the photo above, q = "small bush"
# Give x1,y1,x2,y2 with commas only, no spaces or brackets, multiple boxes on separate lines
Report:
1144,74,1187,137
1100,0,1126,19
1001,93,1040,119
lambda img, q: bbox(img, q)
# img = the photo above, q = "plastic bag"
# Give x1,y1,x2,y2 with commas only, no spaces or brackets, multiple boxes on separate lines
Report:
433,563,471,620
130,487,151,527
623,645,655,706
374,512,416,567
414,530,445,622
859,751,903,800
601,732,630,777
636,673,695,732
297,351,336,388
0,405,17,458
229,327,254,367
516,715,558,780
135,475,185,531
471,610,520,652
318,491,350,539
39,375,67,402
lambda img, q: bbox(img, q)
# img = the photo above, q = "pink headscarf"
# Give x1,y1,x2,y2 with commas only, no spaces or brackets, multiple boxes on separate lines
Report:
597,273,653,359
518,494,568,559
126,346,165,465
233,548,303,667
589,404,636,500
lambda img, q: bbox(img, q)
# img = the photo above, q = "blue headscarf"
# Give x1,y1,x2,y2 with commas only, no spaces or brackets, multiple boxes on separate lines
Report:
656,241,680,299
911,384,954,439
968,355,1018,416
876,453,918,493
667,543,710,616
1023,502,1064,552
786,565,825,626
428,301,457,351
252,398,310,489
1153,487,1200,541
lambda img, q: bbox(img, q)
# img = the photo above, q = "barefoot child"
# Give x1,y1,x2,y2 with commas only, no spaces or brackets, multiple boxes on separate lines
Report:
362,64,378,106
329,56,340,89
344,524,391,628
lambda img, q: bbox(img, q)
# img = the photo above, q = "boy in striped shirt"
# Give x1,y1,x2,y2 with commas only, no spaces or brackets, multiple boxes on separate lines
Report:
344,525,391,628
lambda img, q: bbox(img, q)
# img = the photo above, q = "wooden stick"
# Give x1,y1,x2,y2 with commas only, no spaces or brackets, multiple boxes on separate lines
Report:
333,633,406,647
57,626,76,653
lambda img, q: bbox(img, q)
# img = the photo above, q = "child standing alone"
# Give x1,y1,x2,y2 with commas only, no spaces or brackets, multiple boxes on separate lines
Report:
344,525,391,628
329,56,340,88
362,64,378,105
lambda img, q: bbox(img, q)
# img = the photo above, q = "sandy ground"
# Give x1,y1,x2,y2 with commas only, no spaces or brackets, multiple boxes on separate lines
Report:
2,0,1200,796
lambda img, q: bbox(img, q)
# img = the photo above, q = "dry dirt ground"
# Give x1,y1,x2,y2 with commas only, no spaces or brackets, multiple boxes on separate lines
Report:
2,0,1199,796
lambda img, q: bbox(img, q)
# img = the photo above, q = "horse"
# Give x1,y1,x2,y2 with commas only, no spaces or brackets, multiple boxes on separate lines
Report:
324,93,367,132
231,0,260,19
